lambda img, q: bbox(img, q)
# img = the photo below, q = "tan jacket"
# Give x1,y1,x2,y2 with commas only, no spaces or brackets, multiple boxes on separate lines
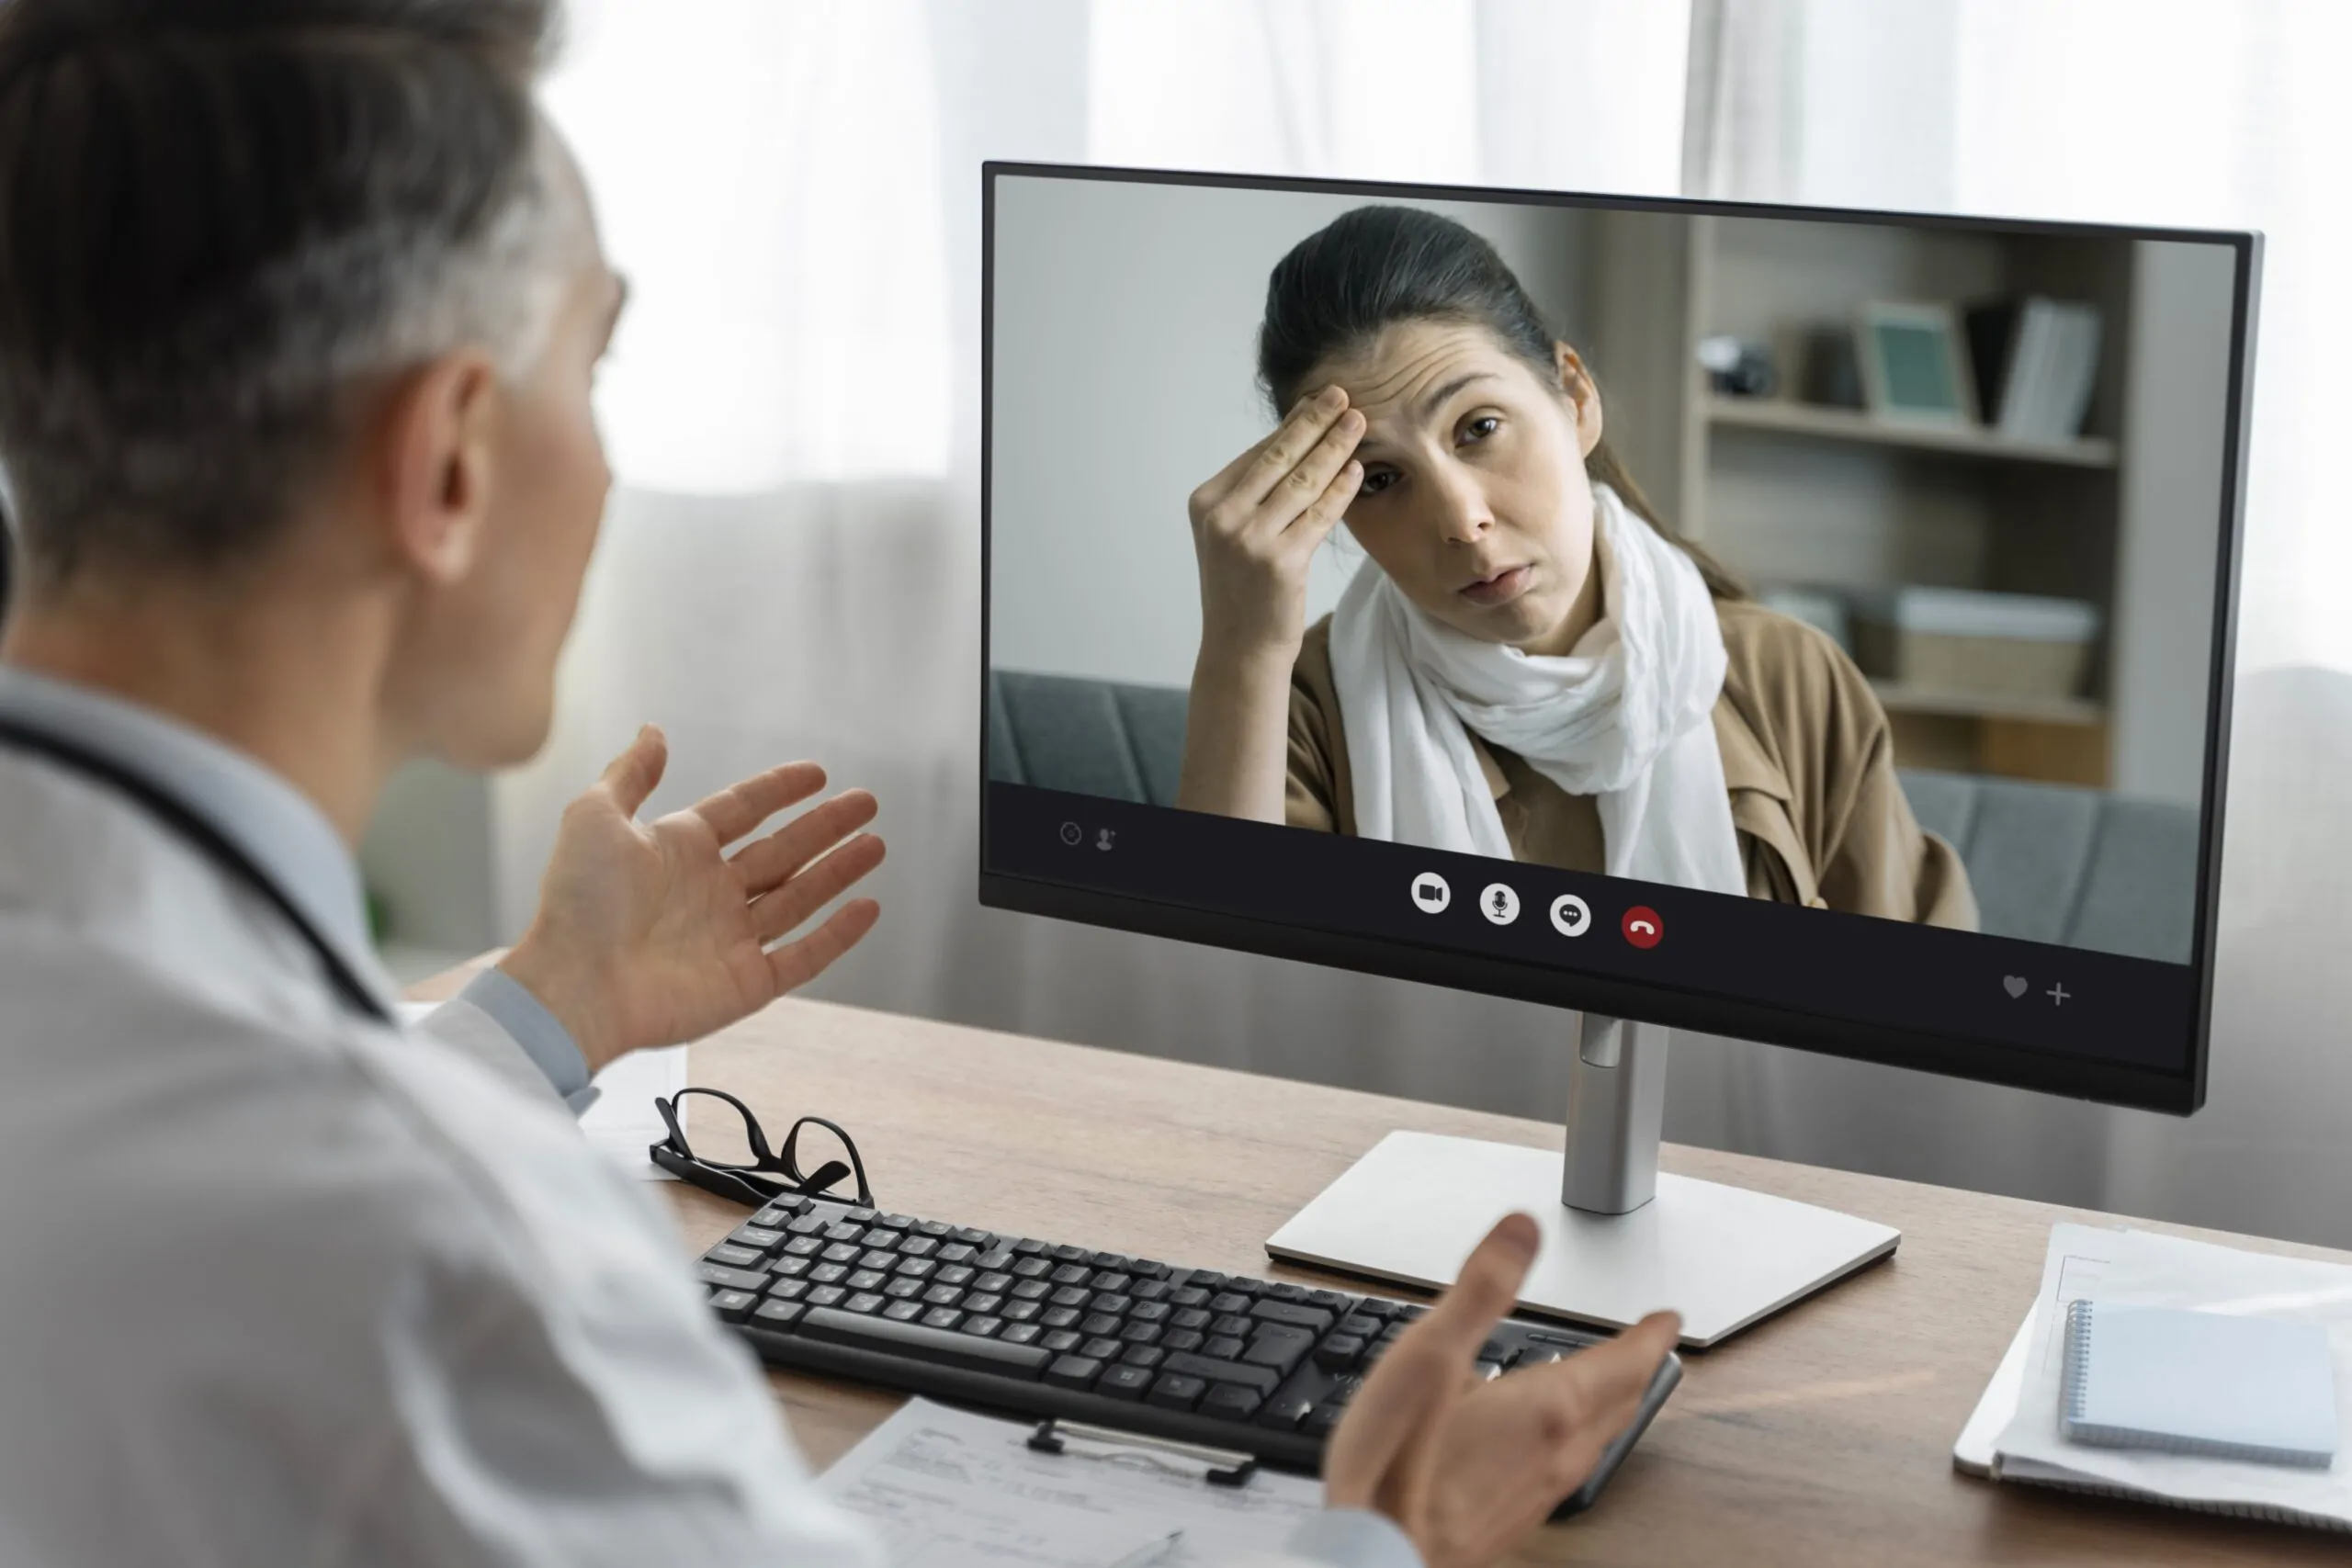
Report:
1284,601,1978,927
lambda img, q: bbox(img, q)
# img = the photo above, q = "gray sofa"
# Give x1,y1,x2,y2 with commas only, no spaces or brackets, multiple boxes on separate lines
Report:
988,669,2199,964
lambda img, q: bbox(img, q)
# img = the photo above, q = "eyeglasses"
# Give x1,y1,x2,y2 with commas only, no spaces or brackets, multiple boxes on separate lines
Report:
650,1087,875,1209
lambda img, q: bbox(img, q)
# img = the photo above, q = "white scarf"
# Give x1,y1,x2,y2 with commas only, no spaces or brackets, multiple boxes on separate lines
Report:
1328,483,1747,894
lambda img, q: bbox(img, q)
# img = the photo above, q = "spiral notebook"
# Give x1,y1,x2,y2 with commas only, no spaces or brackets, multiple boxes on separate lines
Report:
2059,1301,2337,1469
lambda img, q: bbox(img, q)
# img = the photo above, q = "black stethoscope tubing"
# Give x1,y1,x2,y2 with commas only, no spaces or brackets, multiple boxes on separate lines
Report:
0,716,393,1024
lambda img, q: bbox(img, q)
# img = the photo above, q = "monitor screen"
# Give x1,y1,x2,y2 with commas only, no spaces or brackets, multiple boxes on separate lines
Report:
979,164,2256,1114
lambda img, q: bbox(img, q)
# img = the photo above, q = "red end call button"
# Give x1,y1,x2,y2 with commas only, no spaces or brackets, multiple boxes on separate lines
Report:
1621,906,1664,949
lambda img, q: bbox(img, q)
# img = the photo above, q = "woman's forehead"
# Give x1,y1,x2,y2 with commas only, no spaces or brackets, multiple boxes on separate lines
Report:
1325,321,1533,427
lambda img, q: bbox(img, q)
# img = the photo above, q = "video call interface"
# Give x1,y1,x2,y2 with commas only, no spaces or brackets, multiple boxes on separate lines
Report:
983,168,2246,1079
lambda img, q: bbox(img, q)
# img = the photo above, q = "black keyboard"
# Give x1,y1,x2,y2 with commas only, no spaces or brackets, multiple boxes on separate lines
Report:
696,1191,1682,1516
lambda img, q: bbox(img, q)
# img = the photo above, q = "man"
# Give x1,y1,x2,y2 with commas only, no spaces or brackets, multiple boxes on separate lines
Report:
0,4,1680,1565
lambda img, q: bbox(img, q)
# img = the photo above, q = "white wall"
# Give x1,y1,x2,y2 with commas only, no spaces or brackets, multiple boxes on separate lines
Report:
2110,240,2233,807
988,174,1587,688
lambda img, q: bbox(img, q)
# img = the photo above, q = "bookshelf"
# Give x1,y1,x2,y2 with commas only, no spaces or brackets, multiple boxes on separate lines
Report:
1568,209,2222,803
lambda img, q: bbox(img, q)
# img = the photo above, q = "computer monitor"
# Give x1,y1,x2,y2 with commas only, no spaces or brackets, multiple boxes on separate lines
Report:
978,163,2258,1345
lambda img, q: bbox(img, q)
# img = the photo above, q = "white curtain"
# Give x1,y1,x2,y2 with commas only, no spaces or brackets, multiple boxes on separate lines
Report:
509,0,2352,1249
1676,0,2352,1246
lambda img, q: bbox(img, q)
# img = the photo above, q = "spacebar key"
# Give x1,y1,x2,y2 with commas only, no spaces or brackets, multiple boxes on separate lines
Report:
791,1308,1052,1378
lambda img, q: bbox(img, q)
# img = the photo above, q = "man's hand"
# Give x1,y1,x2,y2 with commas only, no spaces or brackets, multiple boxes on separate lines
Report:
1323,1214,1680,1568
498,726,886,1074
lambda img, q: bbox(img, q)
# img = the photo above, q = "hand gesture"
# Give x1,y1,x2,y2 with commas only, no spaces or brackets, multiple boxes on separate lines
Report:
498,726,886,1074
1186,384,1364,662
1324,1214,1681,1568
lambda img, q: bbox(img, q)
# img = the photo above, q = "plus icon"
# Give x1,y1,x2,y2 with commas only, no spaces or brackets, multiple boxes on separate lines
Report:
2047,983,2072,1006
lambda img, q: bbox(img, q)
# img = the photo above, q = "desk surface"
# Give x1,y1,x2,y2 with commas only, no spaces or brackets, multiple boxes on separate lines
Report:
414,972,2347,1564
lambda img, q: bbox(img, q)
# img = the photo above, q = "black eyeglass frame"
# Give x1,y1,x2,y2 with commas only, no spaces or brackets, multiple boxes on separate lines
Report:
650,1087,875,1209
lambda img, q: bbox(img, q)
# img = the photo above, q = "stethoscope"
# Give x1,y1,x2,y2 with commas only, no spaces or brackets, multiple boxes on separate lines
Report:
0,716,394,1024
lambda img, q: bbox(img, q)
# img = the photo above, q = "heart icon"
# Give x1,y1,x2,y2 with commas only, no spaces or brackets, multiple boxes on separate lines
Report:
2003,976,2028,998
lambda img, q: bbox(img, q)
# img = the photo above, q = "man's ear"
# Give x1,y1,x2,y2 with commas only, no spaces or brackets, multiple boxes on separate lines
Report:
1554,342,1605,458
376,350,500,585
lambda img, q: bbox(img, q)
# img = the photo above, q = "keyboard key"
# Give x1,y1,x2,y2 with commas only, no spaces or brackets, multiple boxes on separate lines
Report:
824,1223,864,1245
845,1292,888,1315
1100,1364,1154,1400
1002,1301,1041,1324
1041,1329,1081,1354
1090,1270,1132,1292
976,1250,1017,1273
844,1206,878,1223
1203,1336,1245,1360
1041,1307,1080,1330
1148,1373,1207,1411
1049,1245,1091,1264
1258,1394,1315,1431
752,1300,805,1329
1090,1293,1133,1316
1210,1315,1252,1338
1011,1280,1050,1302
1012,1239,1048,1257
1092,1254,1132,1272
857,1251,898,1274
1130,1261,1173,1280
1002,1323,1042,1345
1162,1330,1204,1353
728,1225,785,1252
936,1243,978,1265
820,1243,860,1265
806,1286,847,1308
1049,1264,1091,1287
750,1205,799,1229
785,1214,830,1237
1208,1292,1250,1315
1187,1271,1229,1291
783,1236,824,1259
898,1237,941,1259
1264,1283,1309,1303
1315,1335,1366,1371
1121,1346,1165,1371
871,1213,915,1232
773,1257,813,1280
707,1288,758,1323
809,1264,848,1285
1132,1280,1170,1303
1170,1308,1210,1331
1080,1313,1120,1337
922,1307,965,1331
1045,1355,1104,1389
884,1278,923,1301
1306,1289,1351,1310
847,1269,888,1292
966,1292,1004,1316
793,1307,1050,1377
1337,1314,1382,1338
1130,1302,1170,1324
965,1315,1004,1338
916,1221,955,1239
922,1283,963,1307
1080,1336,1123,1360
1170,1287,1210,1309
1227,1277,1272,1297
1199,1385,1263,1422
1243,1325,1316,1373
976,1271,1013,1294
696,1264,768,1292
1251,1300,1335,1335
767,1278,810,1303
893,1258,937,1280
884,1300,924,1323
1011,1258,1052,1280
1158,1352,1279,1396
953,1227,995,1247
1049,1286,1091,1310
1121,1321,1162,1346
1302,1404,1342,1438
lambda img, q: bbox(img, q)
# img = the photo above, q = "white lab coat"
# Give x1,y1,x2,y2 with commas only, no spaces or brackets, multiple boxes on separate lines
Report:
0,736,1394,1568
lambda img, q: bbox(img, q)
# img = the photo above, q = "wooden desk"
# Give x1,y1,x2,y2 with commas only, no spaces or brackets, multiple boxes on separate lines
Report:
412,973,2346,1563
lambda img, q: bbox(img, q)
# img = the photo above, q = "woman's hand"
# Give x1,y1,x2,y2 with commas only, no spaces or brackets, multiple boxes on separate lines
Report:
1324,1214,1682,1568
497,726,886,1075
1174,386,1363,822
1186,384,1364,662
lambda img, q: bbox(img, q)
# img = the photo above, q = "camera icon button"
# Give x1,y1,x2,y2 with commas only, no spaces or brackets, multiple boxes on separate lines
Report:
1409,872,1451,914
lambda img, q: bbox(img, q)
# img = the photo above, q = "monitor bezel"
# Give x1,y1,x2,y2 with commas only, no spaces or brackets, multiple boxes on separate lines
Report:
977,159,2262,1118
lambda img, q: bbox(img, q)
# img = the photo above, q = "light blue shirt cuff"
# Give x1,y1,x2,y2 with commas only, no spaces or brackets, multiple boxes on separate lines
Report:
458,968,599,1112
1285,1509,1422,1568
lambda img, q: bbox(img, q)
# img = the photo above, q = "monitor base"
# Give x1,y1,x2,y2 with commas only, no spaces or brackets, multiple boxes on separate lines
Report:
1264,1128,1899,1348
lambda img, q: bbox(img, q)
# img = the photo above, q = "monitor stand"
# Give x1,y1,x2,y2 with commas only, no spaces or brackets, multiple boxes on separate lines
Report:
1263,1016,1900,1348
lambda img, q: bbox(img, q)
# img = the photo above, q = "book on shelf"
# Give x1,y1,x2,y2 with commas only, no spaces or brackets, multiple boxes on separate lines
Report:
1963,297,2104,443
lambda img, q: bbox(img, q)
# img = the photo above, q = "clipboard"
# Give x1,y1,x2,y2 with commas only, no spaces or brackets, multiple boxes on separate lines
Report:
820,1397,1324,1567
1026,1416,1261,1489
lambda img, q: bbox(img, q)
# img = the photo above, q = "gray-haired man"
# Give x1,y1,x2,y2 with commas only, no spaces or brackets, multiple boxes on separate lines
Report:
0,4,1679,1563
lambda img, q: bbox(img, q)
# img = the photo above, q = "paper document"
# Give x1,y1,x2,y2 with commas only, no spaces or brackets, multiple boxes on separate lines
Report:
1952,1222,2119,1474
819,1398,1322,1568
1988,1226,2352,1529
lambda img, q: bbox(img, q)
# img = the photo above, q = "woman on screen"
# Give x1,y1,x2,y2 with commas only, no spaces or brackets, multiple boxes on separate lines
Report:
1174,204,1974,926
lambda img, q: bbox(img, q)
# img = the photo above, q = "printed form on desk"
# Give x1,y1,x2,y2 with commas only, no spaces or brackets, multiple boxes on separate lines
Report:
818,1398,1324,1568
